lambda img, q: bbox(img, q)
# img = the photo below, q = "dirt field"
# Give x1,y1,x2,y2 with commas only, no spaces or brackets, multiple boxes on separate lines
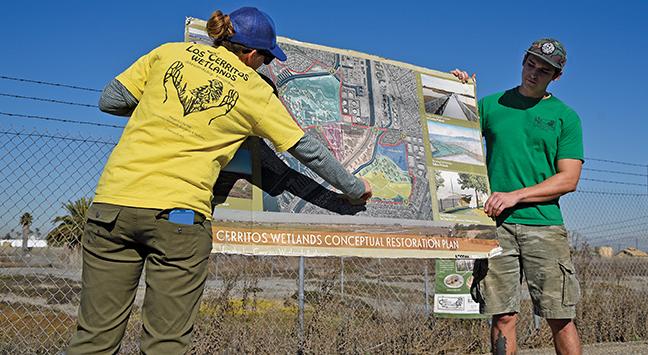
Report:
2,248,648,354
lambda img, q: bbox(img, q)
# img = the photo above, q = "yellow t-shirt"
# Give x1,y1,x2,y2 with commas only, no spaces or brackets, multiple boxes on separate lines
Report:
94,42,304,219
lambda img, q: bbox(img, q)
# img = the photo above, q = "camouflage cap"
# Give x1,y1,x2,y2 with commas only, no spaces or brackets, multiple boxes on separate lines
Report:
526,38,567,71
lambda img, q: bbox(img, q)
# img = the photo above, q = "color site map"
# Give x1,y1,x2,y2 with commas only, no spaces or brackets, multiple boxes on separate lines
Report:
185,18,499,259
261,42,431,220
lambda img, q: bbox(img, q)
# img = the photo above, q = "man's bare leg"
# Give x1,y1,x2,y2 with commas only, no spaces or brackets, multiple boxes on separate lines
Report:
492,313,517,355
547,319,582,355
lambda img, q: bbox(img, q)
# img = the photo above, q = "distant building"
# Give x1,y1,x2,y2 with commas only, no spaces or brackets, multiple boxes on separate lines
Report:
615,247,648,258
595,246,614,258
439,193,463,211
0,239,48,248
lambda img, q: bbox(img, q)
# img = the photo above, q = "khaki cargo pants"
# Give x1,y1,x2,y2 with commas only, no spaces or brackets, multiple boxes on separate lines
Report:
470,223,581,319
67,203,213,355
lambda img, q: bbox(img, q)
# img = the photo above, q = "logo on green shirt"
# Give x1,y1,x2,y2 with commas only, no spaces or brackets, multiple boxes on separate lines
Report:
533,116,557,131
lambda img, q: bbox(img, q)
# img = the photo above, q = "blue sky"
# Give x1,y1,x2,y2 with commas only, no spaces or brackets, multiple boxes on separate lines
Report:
1,0,646,161
1,1,647,246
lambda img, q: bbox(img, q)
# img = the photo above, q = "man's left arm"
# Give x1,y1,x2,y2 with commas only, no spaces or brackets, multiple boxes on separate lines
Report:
484,159,583,217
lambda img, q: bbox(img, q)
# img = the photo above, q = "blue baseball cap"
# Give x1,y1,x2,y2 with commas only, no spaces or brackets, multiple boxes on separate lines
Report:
228,7,287,62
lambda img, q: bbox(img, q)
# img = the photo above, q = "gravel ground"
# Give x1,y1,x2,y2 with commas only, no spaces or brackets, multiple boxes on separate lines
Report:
519,341,648,355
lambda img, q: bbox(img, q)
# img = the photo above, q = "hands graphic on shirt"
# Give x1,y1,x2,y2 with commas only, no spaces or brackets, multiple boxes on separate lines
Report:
163,61,239,123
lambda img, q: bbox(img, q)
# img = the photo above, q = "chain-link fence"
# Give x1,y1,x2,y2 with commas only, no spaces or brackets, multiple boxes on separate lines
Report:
1,127,647,354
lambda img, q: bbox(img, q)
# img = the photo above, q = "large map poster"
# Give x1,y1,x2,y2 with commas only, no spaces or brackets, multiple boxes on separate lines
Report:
185,18,500,259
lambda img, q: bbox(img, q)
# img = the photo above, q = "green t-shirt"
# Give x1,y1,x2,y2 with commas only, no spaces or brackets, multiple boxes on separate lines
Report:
479,87,584,225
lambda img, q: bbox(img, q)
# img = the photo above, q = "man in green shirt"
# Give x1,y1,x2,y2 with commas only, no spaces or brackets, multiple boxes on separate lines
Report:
463,38,584,355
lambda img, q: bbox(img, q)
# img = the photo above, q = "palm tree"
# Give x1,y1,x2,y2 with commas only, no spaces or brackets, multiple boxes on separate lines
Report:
20,212,32,253
47,197,92,248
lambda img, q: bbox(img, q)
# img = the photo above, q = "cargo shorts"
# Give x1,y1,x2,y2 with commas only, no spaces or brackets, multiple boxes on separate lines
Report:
470,223,580,319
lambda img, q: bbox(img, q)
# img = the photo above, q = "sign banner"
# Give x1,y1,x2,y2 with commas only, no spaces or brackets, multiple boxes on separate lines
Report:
433,259,486,318
185,17,500,259
213,225,500,259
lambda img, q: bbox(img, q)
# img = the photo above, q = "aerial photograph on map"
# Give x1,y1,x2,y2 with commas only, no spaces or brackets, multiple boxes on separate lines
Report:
427,121,484,166
420,73,478,122
434,170,488,218
257,42,433,221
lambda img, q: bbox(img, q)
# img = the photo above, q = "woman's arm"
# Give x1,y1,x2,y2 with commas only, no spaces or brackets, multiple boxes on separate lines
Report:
288,134,371,201
98,78,139,117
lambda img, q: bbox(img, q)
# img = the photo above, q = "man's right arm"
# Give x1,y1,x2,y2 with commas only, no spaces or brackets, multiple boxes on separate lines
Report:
98,79,139,117
450,69,475,84
483,158,582,218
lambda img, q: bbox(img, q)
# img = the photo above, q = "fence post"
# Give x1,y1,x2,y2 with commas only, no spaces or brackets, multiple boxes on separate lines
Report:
533,314,542,330
340,257,345,298
298,256,305,354
424,262,430,317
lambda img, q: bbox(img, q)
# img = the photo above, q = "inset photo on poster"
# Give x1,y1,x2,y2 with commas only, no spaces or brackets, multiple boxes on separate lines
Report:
221,148,253,199
434,170,488,217
420,73,478,122
455,259,475,272
212,145,257,211
427,121,484,166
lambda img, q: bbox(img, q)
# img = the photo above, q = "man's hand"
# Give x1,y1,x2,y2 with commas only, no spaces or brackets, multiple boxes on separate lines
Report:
450,69,476,84
483,191,522,218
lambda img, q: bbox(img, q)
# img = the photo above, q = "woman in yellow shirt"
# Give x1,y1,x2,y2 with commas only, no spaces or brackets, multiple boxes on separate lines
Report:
67,7,370,354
